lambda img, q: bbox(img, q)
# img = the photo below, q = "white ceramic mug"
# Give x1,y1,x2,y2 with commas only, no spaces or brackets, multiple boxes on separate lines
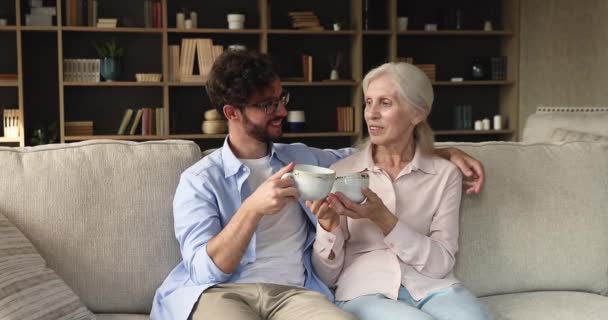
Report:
281,164,336,201
397,17,408,31
331,172,369,203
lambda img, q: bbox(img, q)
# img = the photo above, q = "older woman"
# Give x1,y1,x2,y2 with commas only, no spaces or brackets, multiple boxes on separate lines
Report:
309,62,491,320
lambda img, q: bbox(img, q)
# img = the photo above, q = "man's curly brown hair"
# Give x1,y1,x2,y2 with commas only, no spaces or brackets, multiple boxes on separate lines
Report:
206,50,278,115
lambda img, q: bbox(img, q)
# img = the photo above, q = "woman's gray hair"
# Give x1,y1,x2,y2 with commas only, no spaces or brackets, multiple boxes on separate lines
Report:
361,62,435,154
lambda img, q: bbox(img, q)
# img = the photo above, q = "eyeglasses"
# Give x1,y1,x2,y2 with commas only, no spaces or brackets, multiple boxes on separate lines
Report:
234,90,290,115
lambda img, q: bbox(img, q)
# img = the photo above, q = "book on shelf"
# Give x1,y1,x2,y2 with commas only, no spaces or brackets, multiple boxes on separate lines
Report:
301,55,313,82
144,0,162,28
117,108,134,135
169,45,180,81
336,106,354,132
179,38,224,83
65,121,93,136
64,0,97,27
129,109,143,135
97,18,118,28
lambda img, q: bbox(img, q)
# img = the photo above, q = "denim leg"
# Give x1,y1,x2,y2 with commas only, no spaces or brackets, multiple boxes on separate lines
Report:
336,294,433,320
418,285,493,320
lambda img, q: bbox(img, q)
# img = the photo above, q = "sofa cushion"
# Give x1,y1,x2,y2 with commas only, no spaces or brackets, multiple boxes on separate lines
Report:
447,141,608,297
550,128,608,143
0,211,96,319
480,291,608,320
522,108,608,143
0,140,202,314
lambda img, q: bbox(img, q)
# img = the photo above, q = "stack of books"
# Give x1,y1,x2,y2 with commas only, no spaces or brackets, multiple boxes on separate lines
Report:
65,121,93,136
336,106,354,132
143,0,162,28
63,59,100,82
2,109,20,138
97,18,118,28
415,64,436,81
0,74,18,84
288,12,323,31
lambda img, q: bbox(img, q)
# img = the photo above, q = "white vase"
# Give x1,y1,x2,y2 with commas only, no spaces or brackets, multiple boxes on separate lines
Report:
330,69,339,80
333,23,341,31
227,14,245,30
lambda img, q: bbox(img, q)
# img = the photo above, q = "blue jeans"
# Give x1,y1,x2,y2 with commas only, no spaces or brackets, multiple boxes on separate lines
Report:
336,285,492,320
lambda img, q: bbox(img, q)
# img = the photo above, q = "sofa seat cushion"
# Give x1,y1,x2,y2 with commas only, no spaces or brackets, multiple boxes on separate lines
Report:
550,128,608,143
95,314,149,320
481,291,608,320
0,212,95,319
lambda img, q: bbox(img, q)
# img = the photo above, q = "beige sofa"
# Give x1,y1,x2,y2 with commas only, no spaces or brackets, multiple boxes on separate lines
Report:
0,137,607,320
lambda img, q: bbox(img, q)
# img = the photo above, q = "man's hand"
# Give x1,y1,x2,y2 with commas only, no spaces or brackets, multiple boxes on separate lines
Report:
436,148,485,194
242,162,299,217
306,199,340,231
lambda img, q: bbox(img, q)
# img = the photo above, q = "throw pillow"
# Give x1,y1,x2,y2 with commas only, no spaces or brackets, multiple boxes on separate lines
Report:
550,128,608,143
0,212,96,320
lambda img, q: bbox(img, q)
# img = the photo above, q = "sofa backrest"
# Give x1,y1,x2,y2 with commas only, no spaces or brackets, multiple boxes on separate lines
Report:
450,141,608,297
522,107,608,143
0,140,201,314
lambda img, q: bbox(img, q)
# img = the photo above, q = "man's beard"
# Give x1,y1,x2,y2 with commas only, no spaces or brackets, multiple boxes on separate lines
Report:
242,112,283,143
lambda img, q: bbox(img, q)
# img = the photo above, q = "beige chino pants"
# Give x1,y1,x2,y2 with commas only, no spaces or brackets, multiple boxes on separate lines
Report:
190,283,354,320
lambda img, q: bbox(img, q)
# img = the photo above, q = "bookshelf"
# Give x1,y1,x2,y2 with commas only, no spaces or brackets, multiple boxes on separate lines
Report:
0,0,520,148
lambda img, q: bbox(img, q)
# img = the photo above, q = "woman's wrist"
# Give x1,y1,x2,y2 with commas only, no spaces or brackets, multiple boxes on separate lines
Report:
372,210,398,235
318,217,340,232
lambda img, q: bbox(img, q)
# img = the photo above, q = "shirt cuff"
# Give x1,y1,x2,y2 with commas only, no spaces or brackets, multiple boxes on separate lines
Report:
314,222,345,260
384,220,424,262
190,243,231,284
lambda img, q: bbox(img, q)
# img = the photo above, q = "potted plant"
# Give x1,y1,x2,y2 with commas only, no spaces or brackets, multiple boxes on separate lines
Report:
93,39,124,81
332,18,345,31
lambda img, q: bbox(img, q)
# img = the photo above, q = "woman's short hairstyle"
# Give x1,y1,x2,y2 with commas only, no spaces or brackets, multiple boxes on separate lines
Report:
361,62,435,154
206,50,279,115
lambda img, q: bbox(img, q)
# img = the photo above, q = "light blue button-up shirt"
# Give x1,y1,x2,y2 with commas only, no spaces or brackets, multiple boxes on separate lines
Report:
150,138,353,320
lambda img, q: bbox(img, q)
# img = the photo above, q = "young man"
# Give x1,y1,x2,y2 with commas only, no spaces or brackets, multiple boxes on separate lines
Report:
151,50,484,320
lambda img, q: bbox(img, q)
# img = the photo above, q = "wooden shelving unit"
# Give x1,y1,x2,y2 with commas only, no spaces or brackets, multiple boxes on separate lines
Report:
1,0,520,147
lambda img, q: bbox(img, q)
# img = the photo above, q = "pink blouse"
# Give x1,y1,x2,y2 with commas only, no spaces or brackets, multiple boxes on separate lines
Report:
313,144,463,301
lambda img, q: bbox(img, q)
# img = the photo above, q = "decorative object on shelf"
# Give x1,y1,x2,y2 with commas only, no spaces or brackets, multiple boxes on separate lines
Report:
490,56,507,80
227,13,245,30
190,11,198,28
450,77,464,82
288,11,322,31
455,9,462,30
471,58,488,80
452,105,472,130
228,44,247,51
397,17,408,31
336,107,354,132
30,121,58,145
493,115,503,130
287,110,306,133
135,73,162,82
0,19,7,26
27,0,55,26
185,19,192,29
424,24,438,31
482,118,491,130
332,19,345,31
484,20,493,31
363,0,370,30
178,38,224,82
2,109,20,138
328,51,342,80
176,11,185,28
474,120,482,130
94,39,124,81
202,109,227,134
63,59,100,82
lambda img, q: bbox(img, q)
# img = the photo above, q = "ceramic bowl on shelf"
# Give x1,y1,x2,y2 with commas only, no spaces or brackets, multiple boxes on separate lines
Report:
135,73,162,82
202,120,228,134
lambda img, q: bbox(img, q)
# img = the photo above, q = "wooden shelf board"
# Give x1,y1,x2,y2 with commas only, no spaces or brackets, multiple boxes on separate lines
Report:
64,135,169,141
433,80,514,86
363,30,392,35
282,80,357,86
0,26,18,32
398,30,512,36
269,29,356,35
62,26,163,33
434,130,514,136
168,28,262,34
64,81,164,87
20,26,58,32
0,81,19,87
0,137,21,143
168,82,206,87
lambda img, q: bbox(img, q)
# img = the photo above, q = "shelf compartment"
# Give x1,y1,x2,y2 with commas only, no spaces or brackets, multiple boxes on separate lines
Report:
168,28,262,34
398,31,512,36
268,29,356,35
64,81,164,87
64,135,168,141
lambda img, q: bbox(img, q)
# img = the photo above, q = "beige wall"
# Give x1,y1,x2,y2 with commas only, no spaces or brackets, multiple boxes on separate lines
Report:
519,0,608,134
